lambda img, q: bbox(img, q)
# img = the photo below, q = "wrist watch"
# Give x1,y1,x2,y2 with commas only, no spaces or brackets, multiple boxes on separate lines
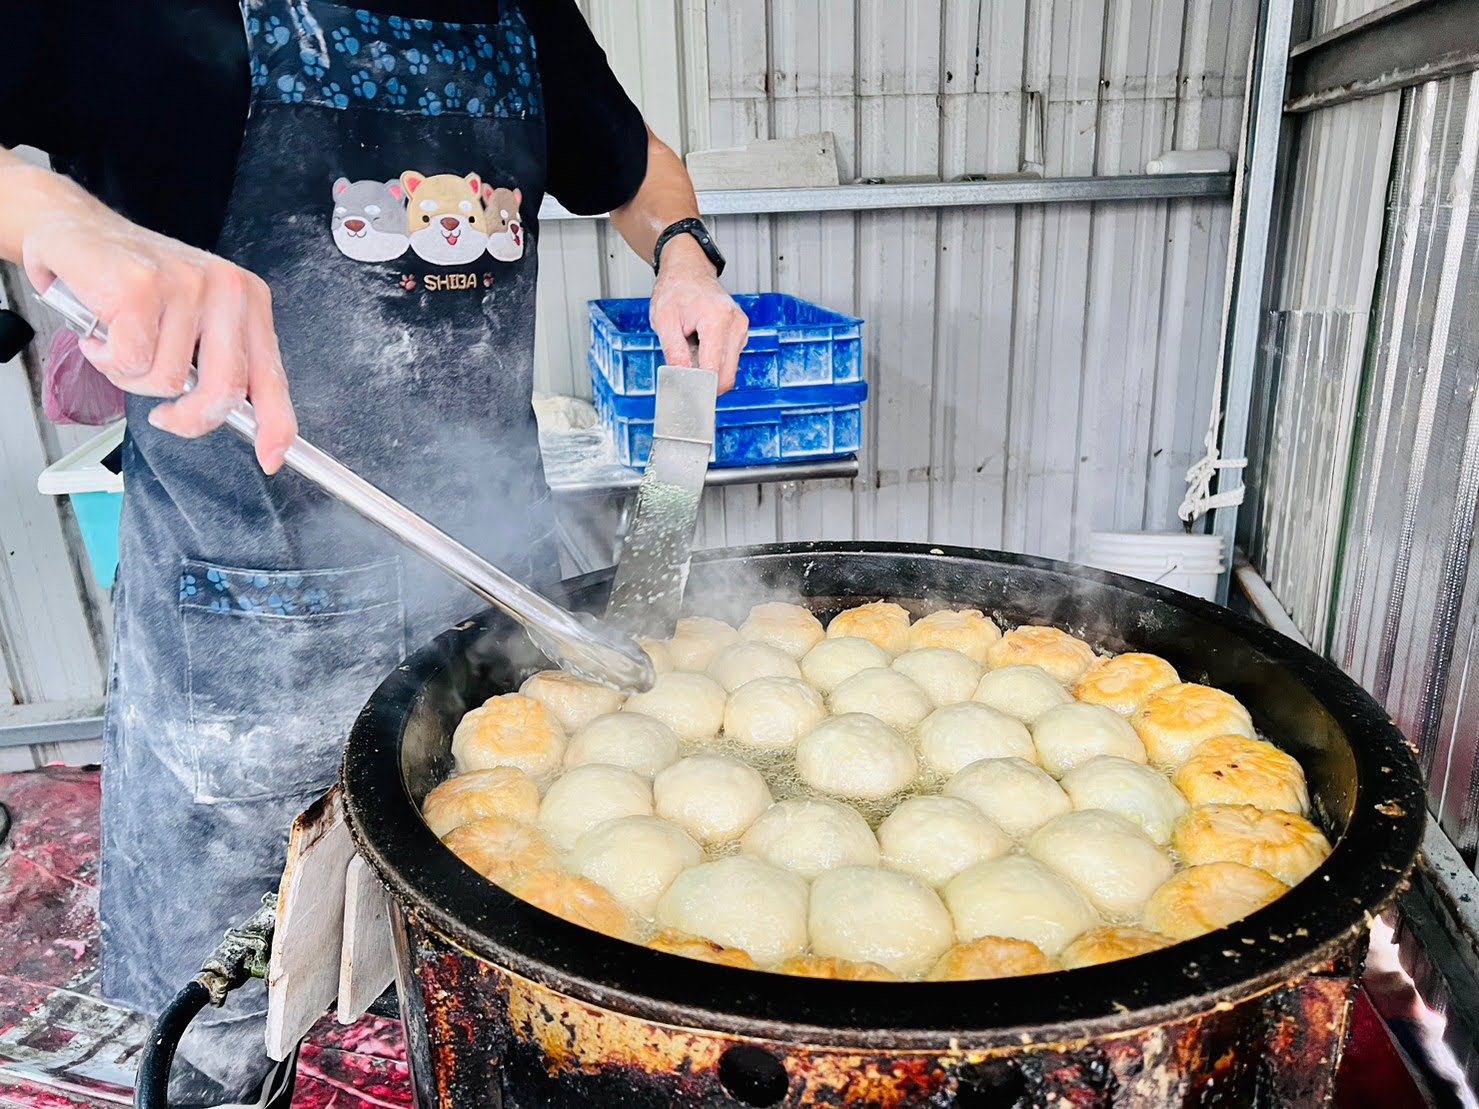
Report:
653,218,725,277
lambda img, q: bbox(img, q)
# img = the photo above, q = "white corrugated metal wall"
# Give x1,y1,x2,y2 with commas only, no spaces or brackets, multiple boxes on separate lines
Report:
540,0,1256,557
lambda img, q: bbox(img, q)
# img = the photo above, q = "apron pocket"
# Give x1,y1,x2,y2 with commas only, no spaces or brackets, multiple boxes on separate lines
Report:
180,558,406,804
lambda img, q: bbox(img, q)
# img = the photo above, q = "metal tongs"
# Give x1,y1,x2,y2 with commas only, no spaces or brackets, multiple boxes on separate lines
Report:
39,279,654,694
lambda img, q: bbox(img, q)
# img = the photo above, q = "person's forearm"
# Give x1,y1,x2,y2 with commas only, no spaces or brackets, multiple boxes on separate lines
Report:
0,147,91,264
610,128,707,270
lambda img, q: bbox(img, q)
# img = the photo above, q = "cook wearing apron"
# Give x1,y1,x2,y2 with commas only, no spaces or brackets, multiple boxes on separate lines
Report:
1,1,745,1103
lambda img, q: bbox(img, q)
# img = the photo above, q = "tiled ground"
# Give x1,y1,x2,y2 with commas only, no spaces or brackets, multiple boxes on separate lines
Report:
0,766,1427,1108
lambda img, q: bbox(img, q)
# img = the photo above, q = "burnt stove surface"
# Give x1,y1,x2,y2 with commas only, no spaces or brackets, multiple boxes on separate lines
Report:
342,542,1427,1108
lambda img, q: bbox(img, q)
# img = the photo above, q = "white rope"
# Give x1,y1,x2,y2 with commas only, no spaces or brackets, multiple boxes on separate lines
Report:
1178,412,1247,523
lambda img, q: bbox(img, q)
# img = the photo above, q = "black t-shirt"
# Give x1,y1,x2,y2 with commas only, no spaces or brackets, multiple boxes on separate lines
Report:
0,0,648,250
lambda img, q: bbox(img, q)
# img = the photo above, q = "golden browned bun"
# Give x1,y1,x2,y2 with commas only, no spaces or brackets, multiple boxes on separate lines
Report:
740,602,826,659
1059,926,1175,969
1172,804,1332,886
987,626,1097,685
451,693,567,779
518,670,623,734
647,928,758,969
826,602,913,656
504,869,634,940
666,616,740,671
421,767,541,837
926,937,1058,981
440,816,559,884
774,955,899,981
1130,683,1256,768
1073,654,1180,715
1173,735,1310,815
907,609,1002,664
1141,862,1288,941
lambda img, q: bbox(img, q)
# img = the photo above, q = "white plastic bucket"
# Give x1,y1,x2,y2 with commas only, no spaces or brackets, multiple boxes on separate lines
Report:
1082,530,1224,601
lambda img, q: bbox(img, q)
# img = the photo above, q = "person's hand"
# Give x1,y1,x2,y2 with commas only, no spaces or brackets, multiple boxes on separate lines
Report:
10,164,297,473
648,236,748,393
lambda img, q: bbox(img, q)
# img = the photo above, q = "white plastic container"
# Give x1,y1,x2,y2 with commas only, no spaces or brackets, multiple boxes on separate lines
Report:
1083,531,1224,601
37,421,125,589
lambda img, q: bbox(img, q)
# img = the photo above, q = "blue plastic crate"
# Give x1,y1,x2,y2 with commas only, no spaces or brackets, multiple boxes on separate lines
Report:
593,365,866,469
589,293,863,397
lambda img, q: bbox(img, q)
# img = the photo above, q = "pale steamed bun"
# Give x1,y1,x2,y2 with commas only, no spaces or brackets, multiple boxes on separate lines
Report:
1173,734,1310,815
654,754,772,843
1172,804,1331,886
1027,810,1175,918
808,866,954,978
537,763,653,850
1132,683,1256,768
796,714,917,800
740,798,879,879
564,712,680,777
943,855,1098,956
622,671,727,739
723,676,827,750
567,815,702,916
452,693,567,780
1059,755,1188,845
441,816,558,884
907,608,1001,664
740,602,825,659
636,638,674,674
1059,926,1174,969
944,757,1071,838
828,667,934,732
916,703,1037,776
927,936,1057,980
973,665,1072,723
421,767,540,837
708,641,801,692
1030,702,1147,777
1142,862,1287,941
518,670,623,734
827,602,912,655
877,795,1010,887
656,856,809,965
891,648,985,707
1073,653,1179,715
987,626,1098,685
666,616,739,671
800,637,891,694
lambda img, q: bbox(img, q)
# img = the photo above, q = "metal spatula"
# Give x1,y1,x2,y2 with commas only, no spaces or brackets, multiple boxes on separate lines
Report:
604,363,718,639
38,279,654,694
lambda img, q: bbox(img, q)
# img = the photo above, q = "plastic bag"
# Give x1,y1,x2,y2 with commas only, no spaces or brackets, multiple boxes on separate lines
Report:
43,328,126,425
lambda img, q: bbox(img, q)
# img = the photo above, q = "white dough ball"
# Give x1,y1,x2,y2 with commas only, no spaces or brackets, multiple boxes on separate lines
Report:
740,602,825,659
828,668,934,732
656,856,809,965
622,671,727,739
808,866,955,978
537,764,653,850
636,638,674,675
723,677,827,750
666,616,740,671
1027,810,1175,919
878,796,1010,887
564,712,681,777
795,714,918,800
800,637,891,694
944,757,1071,838
568,815,702,916
708,641,802,692
1030,702,1148,777
654,754,773,843
518,670,624,734
891,648,985,707
973,665,1072,723
916,703,1037,777
740,798,880,879
1060,755,1189,845
943,855,1098,955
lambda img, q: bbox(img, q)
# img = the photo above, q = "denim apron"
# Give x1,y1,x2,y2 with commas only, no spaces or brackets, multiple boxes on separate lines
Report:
98,2,557,1096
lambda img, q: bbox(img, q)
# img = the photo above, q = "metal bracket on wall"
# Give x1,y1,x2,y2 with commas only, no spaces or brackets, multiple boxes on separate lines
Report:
0,699,106,749
1287,0,1479,113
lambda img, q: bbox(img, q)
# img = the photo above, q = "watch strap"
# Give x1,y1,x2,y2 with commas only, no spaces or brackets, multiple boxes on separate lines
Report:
653,218,725,277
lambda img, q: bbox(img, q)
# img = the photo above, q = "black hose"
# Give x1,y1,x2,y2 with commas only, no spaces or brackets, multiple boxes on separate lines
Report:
134,979,211,1109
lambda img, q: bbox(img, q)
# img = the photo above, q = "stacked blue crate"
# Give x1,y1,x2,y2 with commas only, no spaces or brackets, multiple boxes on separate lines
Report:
588,293,868,468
